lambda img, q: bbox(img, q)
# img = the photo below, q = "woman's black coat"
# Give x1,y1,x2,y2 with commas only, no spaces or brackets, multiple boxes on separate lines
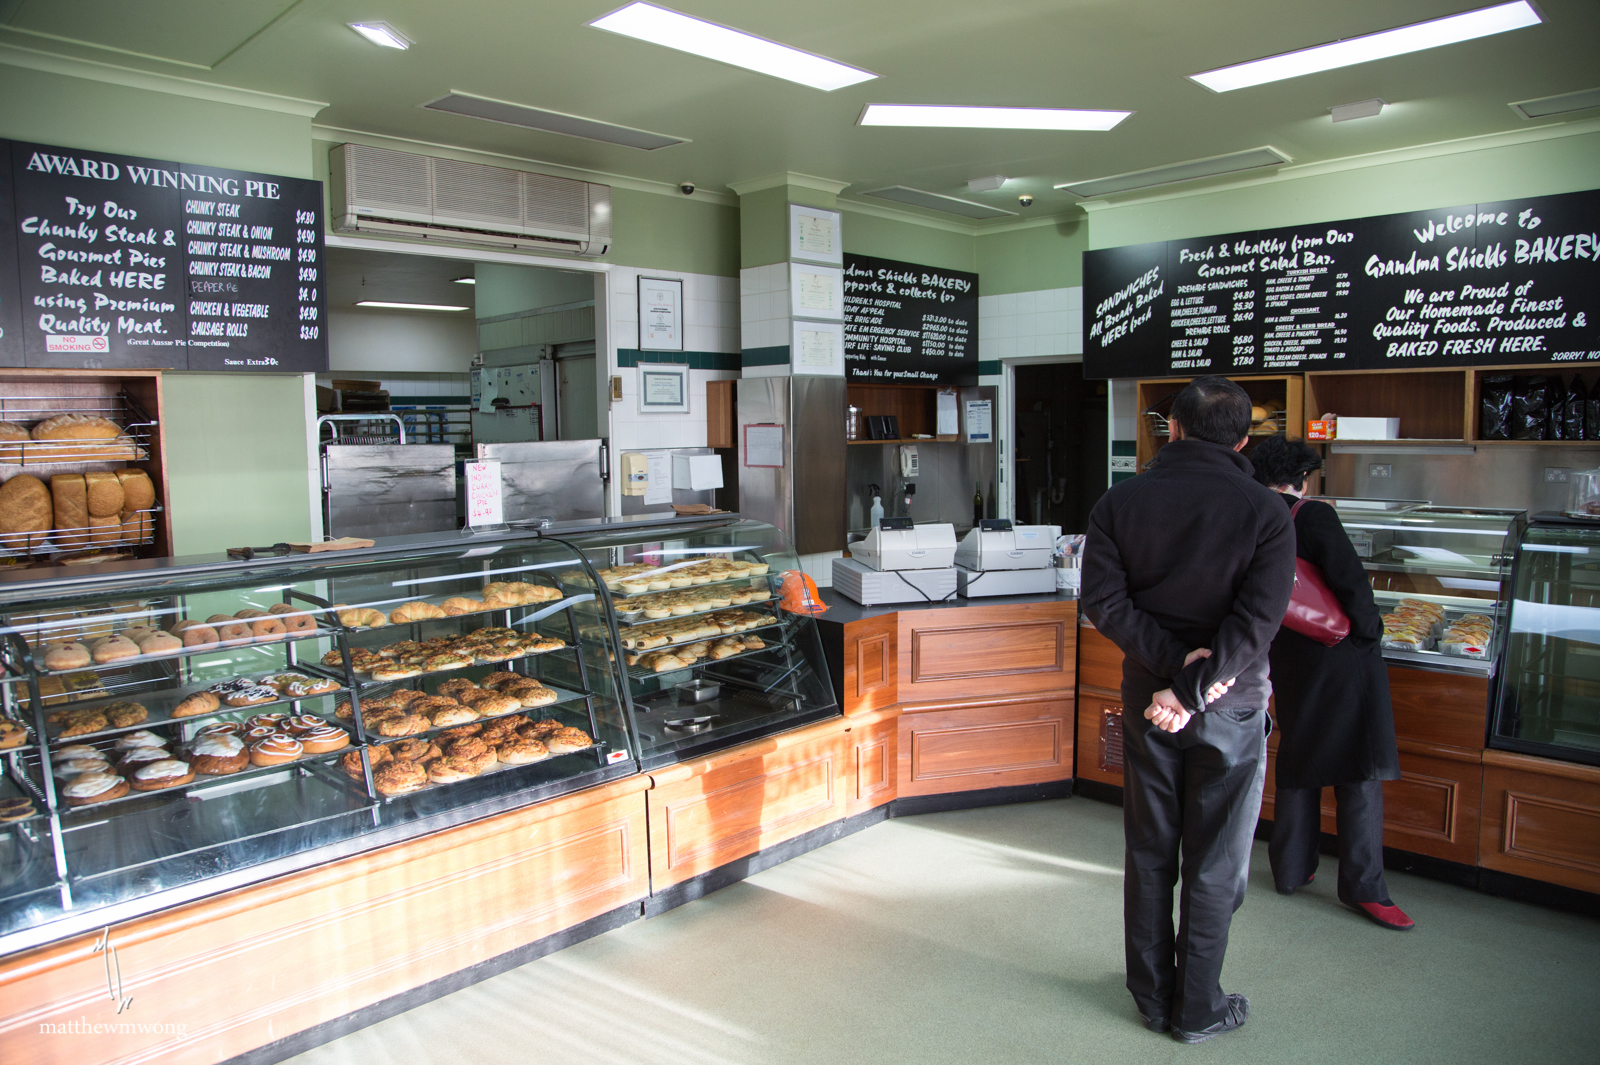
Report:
1269,494,1401,788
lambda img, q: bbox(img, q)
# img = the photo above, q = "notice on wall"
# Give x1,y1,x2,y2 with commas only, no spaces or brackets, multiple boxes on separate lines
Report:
843,253,978,385
965,399,993,443
638,276,682,350
4,138,327,371
792,320,844,376
1083,187,1600,378
789,204,842,265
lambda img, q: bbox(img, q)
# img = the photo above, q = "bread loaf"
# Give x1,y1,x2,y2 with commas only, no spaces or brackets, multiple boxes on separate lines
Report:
0,474,52,551
114,469,154,512
31,415,136,462
84,472,124,518
50,474,90,549
0,423,27,464
88,514,120,546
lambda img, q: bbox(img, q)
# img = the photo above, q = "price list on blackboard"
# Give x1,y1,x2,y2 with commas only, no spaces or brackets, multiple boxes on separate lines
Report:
843,253,978,385
2,139,326,371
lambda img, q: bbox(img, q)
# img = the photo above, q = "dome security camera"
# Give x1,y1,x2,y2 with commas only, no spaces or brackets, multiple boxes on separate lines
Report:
1018,194,1034,207
679,182,696,195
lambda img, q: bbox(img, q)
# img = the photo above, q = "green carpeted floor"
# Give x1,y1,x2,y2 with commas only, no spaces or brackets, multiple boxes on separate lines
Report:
287,797,1600,1065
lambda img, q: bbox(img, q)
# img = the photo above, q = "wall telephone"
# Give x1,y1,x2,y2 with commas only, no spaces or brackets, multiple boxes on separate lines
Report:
899,444,919,478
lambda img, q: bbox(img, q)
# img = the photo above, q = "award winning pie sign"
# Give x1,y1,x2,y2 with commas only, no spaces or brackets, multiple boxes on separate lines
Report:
4,139,328,371
1083,188,1600,379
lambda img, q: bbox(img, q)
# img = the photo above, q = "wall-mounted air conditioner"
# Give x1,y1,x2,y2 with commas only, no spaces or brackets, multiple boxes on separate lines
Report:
329,144,612,257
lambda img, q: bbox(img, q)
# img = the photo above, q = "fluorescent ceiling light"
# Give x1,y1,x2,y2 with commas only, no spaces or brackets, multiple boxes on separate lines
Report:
1330,98,1385,122
1056,146,1290,198
1190,1,1541,92
1511,86,1600,119
589,2,875,91
860,186,1016,219
356,301,469,312
453,277,476,284
859,104,1130,131
348,22,412,50
421,91,686,150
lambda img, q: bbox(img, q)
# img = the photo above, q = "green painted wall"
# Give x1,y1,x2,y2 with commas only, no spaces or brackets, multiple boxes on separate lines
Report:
842,211,977,273
0,65,312,178
161,373,312,555
474,262,594,318
1088,130,1600,250
608,186,739,277
976,219,1087,294
739,184,839,269
0,63,316,555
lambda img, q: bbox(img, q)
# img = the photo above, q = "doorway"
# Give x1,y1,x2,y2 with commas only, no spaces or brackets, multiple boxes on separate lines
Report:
1011,362,1107,533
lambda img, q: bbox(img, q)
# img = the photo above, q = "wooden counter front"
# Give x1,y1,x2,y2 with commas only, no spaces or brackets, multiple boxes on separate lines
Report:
1480,750,1600,895
0,775,651,1065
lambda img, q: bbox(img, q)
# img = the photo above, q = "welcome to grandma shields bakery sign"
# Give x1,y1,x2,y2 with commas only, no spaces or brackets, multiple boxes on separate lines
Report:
0,138,328,372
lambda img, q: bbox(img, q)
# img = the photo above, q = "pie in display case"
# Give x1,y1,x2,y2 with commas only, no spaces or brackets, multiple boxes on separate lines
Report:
0,530,635,955
1318,499,1528,676
1491,517,1600,767
549,514,839,771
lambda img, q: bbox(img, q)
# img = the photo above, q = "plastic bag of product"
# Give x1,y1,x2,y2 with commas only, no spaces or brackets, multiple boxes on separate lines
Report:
1479,374,1515,440
1512,375,1550,440
1588,378,1600,442
1563,375,1587,441
1550,378,1568,440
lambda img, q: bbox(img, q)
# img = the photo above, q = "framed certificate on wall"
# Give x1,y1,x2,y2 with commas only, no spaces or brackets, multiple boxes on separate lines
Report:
790,264,844,322
638,276,683,351
637,362,690,414
789,204,843,265
792,320,844,376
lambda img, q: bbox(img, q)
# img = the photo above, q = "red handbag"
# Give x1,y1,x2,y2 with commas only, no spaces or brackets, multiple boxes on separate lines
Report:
1282,498,1351,646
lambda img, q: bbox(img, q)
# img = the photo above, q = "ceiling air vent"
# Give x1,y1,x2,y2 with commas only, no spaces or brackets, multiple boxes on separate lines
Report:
1056,147,1291,198
860,185,1016,219
422,91,686,150
329,144,612,257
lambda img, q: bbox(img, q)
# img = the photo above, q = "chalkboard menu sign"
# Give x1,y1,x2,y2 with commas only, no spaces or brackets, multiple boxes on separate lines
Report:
843,253,978,385
4,139,326,372
0,156,20,366
1084,188,1600,379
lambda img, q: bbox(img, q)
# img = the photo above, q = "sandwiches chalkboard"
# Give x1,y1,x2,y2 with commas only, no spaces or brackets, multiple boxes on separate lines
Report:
1085,187,1600,379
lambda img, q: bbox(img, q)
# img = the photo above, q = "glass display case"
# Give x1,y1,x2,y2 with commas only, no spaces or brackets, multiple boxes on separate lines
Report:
1491,517,1600,767
0,514,838,955
1318,499,1528,677
546,515,839,770
0,530,635,955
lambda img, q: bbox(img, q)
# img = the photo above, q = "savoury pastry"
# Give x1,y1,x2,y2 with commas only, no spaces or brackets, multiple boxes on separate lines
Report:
104,701,147,728
496,737,549,764
544,727,594,754
435,678,479,700
172,690,222,718
373,760,429,796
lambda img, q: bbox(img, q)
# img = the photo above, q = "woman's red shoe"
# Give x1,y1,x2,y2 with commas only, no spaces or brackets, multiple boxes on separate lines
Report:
1353,900,1415,931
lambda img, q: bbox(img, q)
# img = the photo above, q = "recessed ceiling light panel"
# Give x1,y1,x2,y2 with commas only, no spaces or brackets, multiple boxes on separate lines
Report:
1055,147,1290,198
859,104,1131,131
1511,86,1600,119
348,22,412,50
589,2,876,91
422,91,686,150
1330,98,1385,122
1189,1,1541,93
860,186,1017,219
355,301,469,312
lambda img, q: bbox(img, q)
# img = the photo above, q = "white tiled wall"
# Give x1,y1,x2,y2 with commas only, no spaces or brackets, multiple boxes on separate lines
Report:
603,267,740,457
978,286,1083,360
797,550,843,588
739,263,790,352
609,267,740,355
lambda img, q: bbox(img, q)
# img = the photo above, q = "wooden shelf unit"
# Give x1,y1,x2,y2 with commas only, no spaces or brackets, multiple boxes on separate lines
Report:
1466,363,1600,445
1135,374,1304,472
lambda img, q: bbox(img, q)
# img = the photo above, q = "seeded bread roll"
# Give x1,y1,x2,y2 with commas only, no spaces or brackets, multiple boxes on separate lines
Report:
83,471,125,518
0,474,52,551
50,474,90,549
114,469,155,512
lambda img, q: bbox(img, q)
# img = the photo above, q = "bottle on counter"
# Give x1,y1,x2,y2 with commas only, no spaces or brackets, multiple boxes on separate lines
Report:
846,405,862,442
973,482,984,526
870,484,884,528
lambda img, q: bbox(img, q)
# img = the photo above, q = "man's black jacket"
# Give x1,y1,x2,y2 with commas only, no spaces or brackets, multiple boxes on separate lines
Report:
1082,438,1297,714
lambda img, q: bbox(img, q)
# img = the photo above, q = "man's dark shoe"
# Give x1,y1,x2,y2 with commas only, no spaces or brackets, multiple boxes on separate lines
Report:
1275,872,1315,896
1139,1013,1170,1033
1172,993,1249,1044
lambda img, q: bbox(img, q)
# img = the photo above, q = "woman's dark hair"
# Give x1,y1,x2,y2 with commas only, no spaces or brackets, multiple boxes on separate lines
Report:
1171,375,1251,445
1251,434,1323,491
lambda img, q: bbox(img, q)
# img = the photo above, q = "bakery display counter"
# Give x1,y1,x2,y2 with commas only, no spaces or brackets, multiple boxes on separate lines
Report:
550,515,839,771
0,528,637,958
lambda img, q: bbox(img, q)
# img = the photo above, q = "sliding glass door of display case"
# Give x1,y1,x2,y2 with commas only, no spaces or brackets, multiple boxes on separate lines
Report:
1491,520,1600,767
0,533,635,955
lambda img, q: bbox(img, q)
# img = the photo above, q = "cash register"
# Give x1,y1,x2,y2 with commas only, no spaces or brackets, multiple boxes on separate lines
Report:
954,519,1061,597
833,518,959,605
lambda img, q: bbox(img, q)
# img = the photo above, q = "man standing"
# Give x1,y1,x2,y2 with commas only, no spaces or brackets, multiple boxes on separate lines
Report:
1082,375,1297,1044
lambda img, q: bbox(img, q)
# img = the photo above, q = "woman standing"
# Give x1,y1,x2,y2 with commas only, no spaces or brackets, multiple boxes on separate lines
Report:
1250,436,1413,931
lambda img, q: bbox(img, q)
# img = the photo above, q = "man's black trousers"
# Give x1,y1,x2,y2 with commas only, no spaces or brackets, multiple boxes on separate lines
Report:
1120,701,1266,1032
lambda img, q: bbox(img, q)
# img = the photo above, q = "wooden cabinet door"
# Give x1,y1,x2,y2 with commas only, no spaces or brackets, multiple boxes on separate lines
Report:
841,615,897,716
1480,750,1600,894
899,696,1074,797
846,709,898,816
1380,741,1483,865
899,600,1076,705
1077,623,1124,694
